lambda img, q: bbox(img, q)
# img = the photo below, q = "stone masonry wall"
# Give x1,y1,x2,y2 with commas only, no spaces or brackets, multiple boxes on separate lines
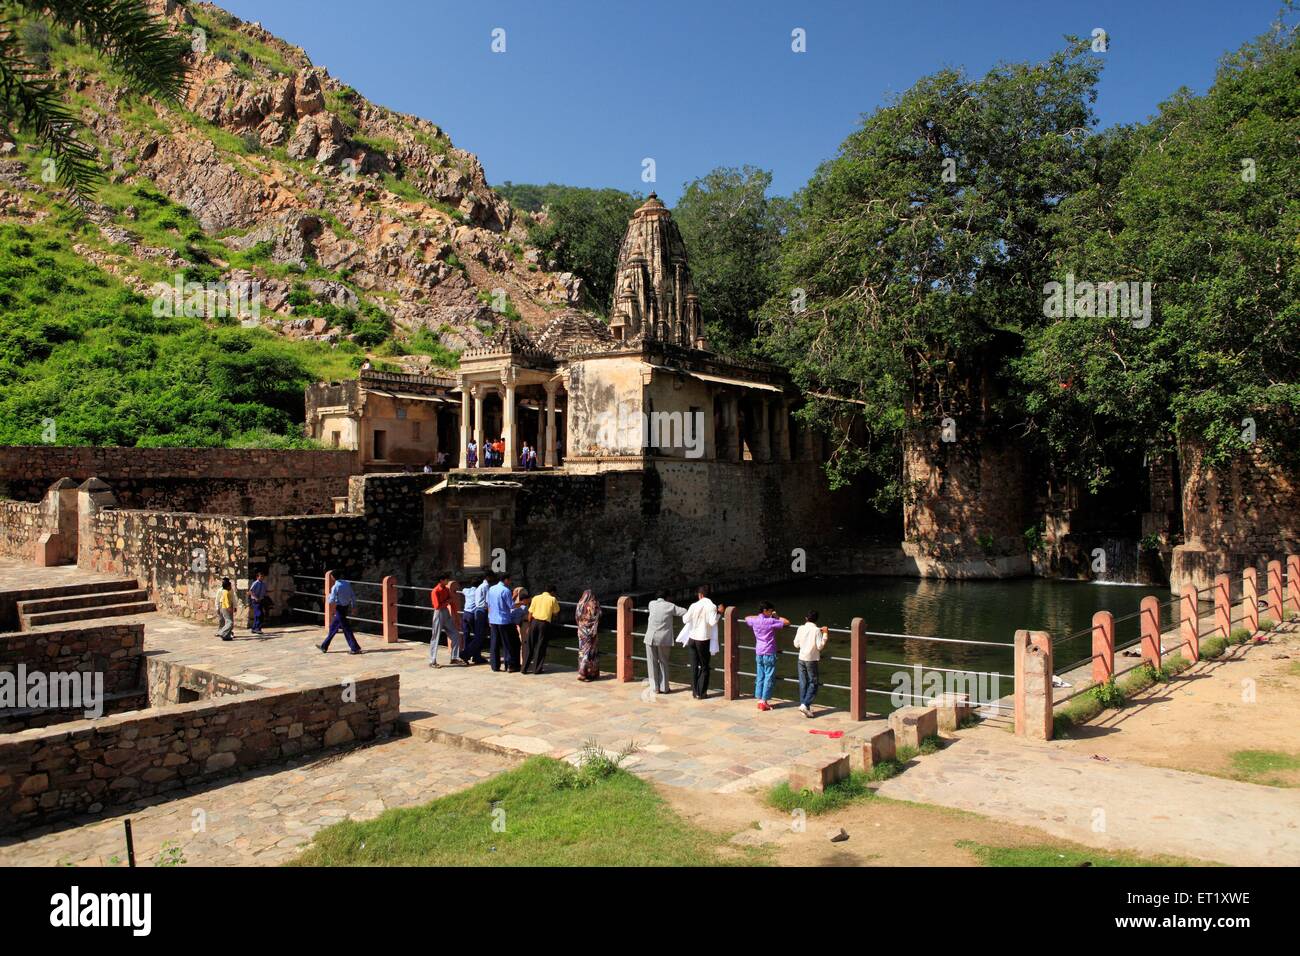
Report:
1171,440,1299,592
0,674,400,834
0,446,354,515
146,659,265,706
0,500,47,559
0,622,144,696
80,510,251,623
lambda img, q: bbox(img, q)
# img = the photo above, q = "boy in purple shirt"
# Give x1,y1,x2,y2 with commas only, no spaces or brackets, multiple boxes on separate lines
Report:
745,602,789,711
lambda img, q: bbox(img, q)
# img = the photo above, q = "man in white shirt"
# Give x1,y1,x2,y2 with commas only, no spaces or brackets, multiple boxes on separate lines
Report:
676,585,727,699
793,610,829,717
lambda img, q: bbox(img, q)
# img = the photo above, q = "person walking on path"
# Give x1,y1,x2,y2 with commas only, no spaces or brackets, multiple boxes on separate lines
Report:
523,583,560,674
793,611,829,717
216,578,237,642
487,573,526,671
745,602,789,711
247,570,267,635
677,586,724,699
644,590,686,694
575,590,602,681
319,571,363,655
429,571,456,668
461,573,490,664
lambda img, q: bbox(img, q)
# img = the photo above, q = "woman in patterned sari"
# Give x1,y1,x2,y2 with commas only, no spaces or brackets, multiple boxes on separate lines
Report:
575,589,601,681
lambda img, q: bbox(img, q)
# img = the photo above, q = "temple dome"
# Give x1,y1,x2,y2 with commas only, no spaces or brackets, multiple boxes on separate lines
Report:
609,194,704,349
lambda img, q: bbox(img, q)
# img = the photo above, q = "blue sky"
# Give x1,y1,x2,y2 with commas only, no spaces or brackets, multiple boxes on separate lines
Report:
218,0,1282,203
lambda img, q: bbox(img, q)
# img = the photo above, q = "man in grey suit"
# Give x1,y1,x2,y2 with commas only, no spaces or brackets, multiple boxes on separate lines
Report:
644,590,687,694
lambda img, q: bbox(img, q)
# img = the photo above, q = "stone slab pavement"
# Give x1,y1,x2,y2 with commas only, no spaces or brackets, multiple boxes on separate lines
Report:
875,725,1300,866
0,735,515,866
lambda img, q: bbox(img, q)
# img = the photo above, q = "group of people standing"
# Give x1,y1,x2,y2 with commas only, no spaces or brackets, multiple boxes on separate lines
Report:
427,571,603,680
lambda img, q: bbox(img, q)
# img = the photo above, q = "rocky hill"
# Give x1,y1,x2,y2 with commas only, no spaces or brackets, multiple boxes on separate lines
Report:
1,0,585,371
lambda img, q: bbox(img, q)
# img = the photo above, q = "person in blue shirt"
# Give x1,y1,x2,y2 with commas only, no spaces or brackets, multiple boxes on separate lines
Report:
486,572,526,671
459,574,490,664
319,570,362,654
248,569,267,635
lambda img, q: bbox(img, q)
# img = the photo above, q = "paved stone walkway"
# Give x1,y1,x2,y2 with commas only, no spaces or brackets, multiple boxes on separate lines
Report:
875,725,1300,866
0,736,514,866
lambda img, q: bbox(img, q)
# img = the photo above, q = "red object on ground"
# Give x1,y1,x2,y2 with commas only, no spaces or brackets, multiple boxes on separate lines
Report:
808,729,844,738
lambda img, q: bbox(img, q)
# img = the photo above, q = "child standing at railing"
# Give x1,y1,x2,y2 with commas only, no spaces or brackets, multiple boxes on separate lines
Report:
745,602,789,711
793,611,829,717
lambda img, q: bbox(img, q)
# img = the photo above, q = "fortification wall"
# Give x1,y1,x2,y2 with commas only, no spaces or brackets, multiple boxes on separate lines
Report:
0,500,47,560
0,446,354,515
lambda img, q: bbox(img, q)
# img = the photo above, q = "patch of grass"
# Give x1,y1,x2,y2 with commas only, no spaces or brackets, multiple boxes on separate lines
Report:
1227,749,1300,787
1229,627,1252,644
956,840,1192,867
1259,618,1276,632
288,755,741,866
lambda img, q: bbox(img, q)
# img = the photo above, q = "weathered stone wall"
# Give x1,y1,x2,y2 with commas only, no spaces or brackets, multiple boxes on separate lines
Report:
248,473,443,618
1171,441,1299,592
0,500,47,560
902,425,1033,577
0,622,144,696
0,622,145,733
80,510,251,623
146,659,261,706
0,674,400,834
0,445,354,514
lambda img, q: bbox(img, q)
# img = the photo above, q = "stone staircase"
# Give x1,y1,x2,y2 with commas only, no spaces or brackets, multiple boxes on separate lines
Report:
17,579,155,629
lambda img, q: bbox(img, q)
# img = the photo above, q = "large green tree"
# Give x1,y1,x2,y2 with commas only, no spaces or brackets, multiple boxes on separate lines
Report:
0,0,190,202
759,41,1104,493
673,166,789,354
1018,16,1300,482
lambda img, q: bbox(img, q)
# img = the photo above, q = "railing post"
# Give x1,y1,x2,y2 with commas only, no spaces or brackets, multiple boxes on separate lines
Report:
1014,629,1053,740
382,575,398,644
850,617,866,721
1266,559,1283,624
1288,554,1300,616
1242,567,1259,633
1214,572,1231,640
1140,595,1161,668
616,595,633,683
1180,584,1199,662
1091,610,1114,683
324,570,336,640
723,604,739,701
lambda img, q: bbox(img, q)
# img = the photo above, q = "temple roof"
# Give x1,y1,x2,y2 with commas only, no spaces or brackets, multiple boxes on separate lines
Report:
609,193,703,349
534,309,616,357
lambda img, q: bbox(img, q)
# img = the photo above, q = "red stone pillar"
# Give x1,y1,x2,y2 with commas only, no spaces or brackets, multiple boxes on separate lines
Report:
1140,595,1161,668
1013,629,1053,740
1214,572,1231,641
1242,567,1259,633
850,617,867,721
1288,555,1300,617
1266,560,1283,624
1091,610,1114,683
324,570,336,640
723,604,739,700
616,595,634,683
382,575,398,644
1180,584,1199,662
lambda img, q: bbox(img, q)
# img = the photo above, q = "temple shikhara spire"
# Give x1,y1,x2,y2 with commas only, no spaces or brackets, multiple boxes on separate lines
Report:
608,194,704,349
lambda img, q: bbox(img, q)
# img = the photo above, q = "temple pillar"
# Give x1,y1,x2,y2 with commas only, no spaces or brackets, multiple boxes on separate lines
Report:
756,400,771,461
544,382,558,468
503,377,517,471
800,412,815,461
458,383,470,467
472,385,485,468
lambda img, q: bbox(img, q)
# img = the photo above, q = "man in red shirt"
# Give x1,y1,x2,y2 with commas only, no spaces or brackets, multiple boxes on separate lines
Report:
430,571,455,667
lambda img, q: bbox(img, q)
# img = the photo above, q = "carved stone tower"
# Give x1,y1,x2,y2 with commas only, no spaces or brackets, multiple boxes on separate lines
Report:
609,194,704,348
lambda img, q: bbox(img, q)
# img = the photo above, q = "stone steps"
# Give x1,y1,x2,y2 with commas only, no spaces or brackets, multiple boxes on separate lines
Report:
18,579,155,628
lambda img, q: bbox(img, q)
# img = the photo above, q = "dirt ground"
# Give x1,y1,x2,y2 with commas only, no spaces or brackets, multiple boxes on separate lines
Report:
1054,622,1300,787
662,783,1098,866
